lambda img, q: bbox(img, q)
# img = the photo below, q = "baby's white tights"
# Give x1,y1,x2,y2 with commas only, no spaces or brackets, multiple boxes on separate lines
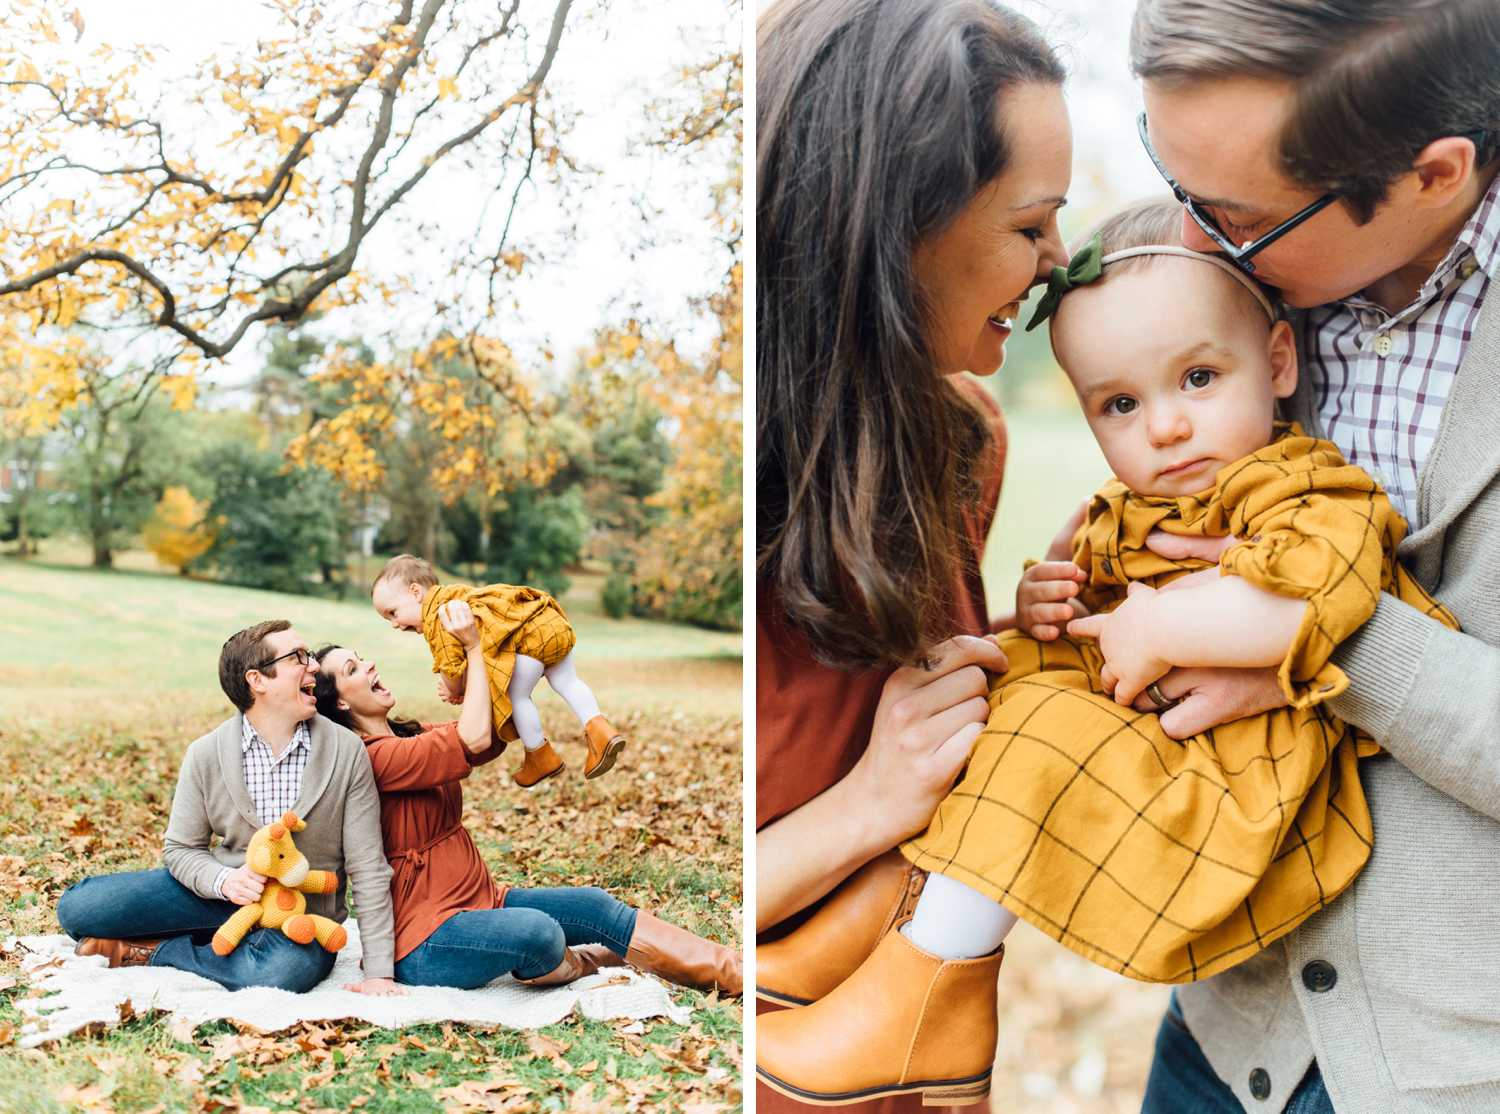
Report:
507,651,604,751
900,871,1017,959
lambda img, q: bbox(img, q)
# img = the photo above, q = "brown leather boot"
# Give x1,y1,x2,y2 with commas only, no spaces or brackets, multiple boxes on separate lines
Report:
515,943,627,987
514,739,565,788
626,911,742,996
582,715,626,779
755,925,1003,1107
757,848,925,1006
74,936,163,968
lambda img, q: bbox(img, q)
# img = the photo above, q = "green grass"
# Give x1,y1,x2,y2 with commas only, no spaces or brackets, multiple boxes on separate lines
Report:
0,551,740,725
982,407,1109,612
0,555,743,1111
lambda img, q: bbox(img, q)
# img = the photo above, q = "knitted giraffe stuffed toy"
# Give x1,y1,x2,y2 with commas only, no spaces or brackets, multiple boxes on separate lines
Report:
210,811,347,957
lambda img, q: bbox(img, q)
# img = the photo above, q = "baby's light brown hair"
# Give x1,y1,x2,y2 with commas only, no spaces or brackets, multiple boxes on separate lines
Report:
1055,197,1278,331
372,553,439,595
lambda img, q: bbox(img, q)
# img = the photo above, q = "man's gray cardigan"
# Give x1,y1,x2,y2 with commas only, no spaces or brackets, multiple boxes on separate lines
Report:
1179,281,1500,1111
162,713,396,980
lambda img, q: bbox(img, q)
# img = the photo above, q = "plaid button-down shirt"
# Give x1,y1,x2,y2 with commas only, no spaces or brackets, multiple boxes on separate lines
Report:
1304,172,1500,527
211,717,312,899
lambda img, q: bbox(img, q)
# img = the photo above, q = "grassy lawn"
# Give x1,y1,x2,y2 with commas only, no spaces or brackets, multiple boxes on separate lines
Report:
982,407,1109,613
0,555,742,1112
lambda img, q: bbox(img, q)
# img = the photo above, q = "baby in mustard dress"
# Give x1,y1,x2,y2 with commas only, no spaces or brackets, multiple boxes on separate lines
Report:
755,200,1458,1107
370,555,627,787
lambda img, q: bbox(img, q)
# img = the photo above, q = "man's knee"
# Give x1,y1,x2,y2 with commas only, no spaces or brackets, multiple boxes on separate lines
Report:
245,934,335,992
56,877,101,939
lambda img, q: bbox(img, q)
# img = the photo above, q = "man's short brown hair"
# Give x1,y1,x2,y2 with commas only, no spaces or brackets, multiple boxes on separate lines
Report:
1131,0,1500,223
373,553,439,594
219,619,292,713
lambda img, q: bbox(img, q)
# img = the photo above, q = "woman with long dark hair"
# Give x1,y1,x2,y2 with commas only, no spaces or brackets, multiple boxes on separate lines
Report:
311,599,740,995
755,0,1072,1106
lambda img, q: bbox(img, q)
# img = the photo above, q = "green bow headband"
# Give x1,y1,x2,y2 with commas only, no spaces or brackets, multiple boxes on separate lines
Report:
1025,234,1104,331
1024,234,1278,330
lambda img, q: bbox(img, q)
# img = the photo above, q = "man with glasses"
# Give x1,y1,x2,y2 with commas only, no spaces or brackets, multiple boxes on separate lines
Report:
55,620,400,995
1121,2,1500,1112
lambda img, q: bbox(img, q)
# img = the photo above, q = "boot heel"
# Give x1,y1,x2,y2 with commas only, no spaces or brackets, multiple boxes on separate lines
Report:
921,1074,991,1106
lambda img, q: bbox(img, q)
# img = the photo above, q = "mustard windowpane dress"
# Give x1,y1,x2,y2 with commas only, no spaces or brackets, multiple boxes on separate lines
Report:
903,427,1456,983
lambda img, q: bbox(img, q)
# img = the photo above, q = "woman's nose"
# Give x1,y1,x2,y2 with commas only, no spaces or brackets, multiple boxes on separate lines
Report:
1036,218,1069,277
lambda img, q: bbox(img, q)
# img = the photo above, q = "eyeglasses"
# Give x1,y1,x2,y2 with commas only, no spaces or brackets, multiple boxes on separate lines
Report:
257,647,312,672
1136,111,1339,275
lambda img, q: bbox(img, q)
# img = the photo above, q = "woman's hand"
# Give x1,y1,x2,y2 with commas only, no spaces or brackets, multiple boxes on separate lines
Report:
436,673,465,705
1015,561,1087,641
344,977,407,996
846,634,1009,845
438,599,481,651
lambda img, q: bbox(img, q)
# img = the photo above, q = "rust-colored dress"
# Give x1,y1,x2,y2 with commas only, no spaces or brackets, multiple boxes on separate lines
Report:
756,379,1007,1114
362,721,511,961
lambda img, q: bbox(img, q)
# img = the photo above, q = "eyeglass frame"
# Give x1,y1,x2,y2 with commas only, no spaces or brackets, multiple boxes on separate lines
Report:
256,647,312,673
1135,111,1339,275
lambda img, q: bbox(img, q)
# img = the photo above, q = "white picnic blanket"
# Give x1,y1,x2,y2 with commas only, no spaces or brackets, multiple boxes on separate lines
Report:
7,921,693,1049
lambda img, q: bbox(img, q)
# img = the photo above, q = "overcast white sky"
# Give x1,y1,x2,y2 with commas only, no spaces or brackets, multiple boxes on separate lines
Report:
55,0,738,386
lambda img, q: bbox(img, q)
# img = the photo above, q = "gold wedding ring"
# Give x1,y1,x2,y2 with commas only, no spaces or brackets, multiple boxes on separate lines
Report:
1145,682,1177,712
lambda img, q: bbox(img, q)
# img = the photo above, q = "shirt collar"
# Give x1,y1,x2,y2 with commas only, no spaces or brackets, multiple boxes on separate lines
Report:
241,716,311,755
1337,168,1500,317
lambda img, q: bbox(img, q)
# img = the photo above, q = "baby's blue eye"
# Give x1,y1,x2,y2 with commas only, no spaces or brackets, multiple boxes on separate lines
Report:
1185,368,1216,390
1105,396,1138,416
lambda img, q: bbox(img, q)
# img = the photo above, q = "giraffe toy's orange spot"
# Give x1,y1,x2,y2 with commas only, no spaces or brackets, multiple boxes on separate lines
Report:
276,889,297,911
285,915,315,944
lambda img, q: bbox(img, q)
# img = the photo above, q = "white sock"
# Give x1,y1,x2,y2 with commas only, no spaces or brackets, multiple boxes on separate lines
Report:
901,871,1017,959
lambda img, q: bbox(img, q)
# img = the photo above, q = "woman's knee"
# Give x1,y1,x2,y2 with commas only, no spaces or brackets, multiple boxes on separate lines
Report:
509,908,566,969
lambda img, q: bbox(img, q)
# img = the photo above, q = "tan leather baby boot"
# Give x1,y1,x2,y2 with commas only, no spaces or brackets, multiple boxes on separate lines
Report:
756,848,925,1006
582,715,627,779
755,925,1003,1107
514,739,565,788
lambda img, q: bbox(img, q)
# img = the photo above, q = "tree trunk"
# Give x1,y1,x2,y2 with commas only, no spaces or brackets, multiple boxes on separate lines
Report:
89,486,112,568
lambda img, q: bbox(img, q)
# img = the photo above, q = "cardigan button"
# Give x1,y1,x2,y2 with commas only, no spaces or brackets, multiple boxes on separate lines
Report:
1249,1067,1272,1100
1302,959,1338,993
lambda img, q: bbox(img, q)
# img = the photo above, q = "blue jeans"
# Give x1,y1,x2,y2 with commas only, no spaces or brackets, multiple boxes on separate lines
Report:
56,868,335,993
1142,992,1335,1113
395,886,638,988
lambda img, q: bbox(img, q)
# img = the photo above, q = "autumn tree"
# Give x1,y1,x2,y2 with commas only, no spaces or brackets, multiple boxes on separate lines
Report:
609,25,742,629
0,0,578,428
142,485,216,574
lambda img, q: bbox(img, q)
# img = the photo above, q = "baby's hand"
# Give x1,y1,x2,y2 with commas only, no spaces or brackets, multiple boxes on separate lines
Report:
436,673,465,705
1016,561,1087,641
1068,581,1171,705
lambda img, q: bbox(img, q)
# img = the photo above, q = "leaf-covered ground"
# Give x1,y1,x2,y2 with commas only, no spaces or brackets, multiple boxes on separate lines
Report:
0,558,743,1113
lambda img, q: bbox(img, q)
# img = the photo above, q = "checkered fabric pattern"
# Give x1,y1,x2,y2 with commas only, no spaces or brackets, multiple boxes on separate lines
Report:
422,582,577,739
903,427,1457,984
240,717,311,826
1302,171,1500,524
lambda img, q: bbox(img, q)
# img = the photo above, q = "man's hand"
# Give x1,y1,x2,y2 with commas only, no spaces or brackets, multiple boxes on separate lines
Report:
1129,666,1286,739
1146,531,1239,564
344,977,407,996
1015,561,1087,641
1068,581,1171,705
438,599,481,651
221,864,268,906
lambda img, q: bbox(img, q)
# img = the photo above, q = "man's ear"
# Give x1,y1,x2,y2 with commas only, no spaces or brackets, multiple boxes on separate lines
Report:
1410,135,1481,209
1268,319,1299,399
245,668,268,698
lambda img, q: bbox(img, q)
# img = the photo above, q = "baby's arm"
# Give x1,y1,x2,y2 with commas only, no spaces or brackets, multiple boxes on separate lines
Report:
1070,578,1303,705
